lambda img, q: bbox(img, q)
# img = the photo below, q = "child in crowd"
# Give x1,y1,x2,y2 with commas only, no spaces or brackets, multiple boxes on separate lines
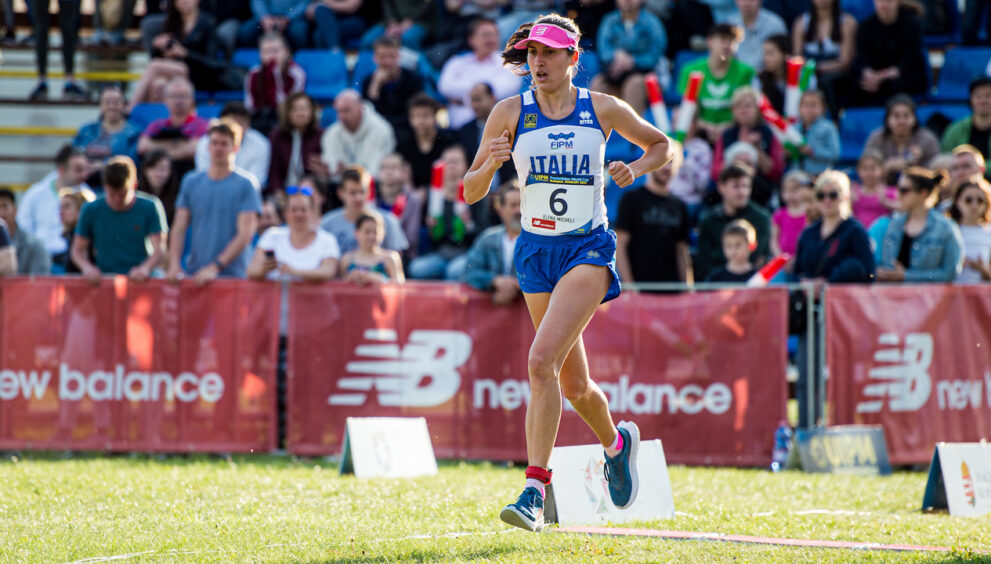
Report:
340,213,405,285
851,149,897,227
949,180,991,283
795,89,840,175
245,33,306,135
706,219,758,282
772,170,813,257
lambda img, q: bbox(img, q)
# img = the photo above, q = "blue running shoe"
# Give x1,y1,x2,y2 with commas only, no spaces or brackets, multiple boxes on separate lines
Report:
604,420,640,509
500,486,544,532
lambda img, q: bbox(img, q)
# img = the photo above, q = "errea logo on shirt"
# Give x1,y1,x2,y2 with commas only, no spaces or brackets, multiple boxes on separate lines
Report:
579,110,593,125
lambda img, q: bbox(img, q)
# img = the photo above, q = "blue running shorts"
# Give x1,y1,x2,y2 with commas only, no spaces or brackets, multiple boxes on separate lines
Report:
513,226,622,303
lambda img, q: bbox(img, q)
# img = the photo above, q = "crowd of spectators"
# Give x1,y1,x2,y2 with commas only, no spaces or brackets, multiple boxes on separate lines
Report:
5,0,991,313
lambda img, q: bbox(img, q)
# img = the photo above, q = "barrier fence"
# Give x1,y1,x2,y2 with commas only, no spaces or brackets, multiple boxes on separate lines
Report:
0,278,986,466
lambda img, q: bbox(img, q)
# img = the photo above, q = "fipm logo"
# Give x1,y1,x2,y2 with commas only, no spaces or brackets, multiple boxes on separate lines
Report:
328,329,471,408
547,132,575,150
857,333,933,413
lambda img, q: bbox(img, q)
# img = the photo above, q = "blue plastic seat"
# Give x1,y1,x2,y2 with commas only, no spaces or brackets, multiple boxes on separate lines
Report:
198,104,223,119
924,0,961,47
842,0,875,22
295,49,349,102
934,47,991,102
838,107,885,162
233,48,261,69
128,103,168,129
320,106,338,128
917,103,971,127
351,49,376,91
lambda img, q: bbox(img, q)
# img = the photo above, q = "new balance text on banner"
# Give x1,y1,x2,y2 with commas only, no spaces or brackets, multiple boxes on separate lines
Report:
0,278,280,452
288,283,788,465
827,285,991,465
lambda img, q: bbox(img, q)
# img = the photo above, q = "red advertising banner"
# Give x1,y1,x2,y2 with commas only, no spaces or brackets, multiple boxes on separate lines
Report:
0,278,280,452
827,285,991,465
288,283,788,466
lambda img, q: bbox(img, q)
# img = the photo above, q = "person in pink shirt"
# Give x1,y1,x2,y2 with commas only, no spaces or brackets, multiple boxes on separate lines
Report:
772,169,813,257
851,148,897,227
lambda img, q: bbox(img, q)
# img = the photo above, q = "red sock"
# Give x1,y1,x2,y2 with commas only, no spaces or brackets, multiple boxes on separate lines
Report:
525,466,552,498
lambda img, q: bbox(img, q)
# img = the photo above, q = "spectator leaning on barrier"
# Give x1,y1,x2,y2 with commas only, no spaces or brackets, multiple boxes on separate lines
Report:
195,103,272,189
677,23,755,141
0,189,51,275
245,32,306,135
878,167,964,283
792,170,875,429
728,0,786,71
267,93,325,196
19,145,94,258
340,213,405,285
318,89,396,184
949,180,991,283
72,157,168,283
705,219,757,282
864,94,940,186
464,181,522,305
942,77,991,163
320,166,409,255
615,145,693,286
137,78,210,185
591,0,667,116
696,163,771,280
167,120,262,284
72,85,143,180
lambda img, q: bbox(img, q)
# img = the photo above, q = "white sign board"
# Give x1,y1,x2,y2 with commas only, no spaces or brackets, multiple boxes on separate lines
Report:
922,442,991,517
338,417,438,479
545,439,674,526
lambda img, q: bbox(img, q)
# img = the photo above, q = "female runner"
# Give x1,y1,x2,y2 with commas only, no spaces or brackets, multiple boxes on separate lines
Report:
463,14,673,532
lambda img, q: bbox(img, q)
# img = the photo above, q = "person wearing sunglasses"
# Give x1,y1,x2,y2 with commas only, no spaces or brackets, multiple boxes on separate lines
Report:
878,167,964,283
792,170,875,428
948,180,991,283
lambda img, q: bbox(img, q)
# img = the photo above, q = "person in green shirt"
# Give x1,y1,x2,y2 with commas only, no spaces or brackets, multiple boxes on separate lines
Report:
677,23,756,142
72,156,168,282
941,77,991,167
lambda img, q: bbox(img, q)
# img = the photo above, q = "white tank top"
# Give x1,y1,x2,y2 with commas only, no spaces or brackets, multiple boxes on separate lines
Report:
511,88,608,236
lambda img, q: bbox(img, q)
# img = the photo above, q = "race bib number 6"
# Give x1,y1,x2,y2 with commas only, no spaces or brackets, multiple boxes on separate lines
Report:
524,173,594,235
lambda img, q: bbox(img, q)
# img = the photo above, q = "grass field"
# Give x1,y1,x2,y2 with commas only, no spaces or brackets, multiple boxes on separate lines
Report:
1,453,989,563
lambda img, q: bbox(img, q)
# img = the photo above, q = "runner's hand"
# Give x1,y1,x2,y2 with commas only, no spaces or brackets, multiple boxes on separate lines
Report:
609,161,634,188
488,129,511,168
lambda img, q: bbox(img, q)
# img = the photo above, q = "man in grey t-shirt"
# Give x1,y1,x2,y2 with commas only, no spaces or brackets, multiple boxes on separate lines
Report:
320,166,408,255
167,120,262,283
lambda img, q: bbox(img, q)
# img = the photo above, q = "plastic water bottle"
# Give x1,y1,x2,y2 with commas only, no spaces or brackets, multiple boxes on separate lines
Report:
770,421,792,472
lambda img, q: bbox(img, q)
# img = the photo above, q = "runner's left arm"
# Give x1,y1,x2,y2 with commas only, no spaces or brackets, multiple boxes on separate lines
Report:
593,93,673,187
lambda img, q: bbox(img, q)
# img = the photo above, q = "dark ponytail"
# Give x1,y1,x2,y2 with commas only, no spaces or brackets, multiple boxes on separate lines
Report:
903,166,949,208
501,14,583,76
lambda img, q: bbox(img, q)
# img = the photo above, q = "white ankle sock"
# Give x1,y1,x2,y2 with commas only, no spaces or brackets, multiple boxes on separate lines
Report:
525,478,546,498
604,428,624,457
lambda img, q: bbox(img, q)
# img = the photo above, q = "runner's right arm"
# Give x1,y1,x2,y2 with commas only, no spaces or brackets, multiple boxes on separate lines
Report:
464,97,520,205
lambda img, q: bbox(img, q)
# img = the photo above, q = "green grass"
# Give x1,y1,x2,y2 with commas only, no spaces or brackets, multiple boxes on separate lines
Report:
1,453,988,563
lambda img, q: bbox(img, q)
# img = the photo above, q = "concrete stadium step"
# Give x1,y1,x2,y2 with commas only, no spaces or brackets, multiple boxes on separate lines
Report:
0,98,98,131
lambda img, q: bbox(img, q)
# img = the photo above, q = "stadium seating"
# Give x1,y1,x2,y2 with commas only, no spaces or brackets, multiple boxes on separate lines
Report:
233,48,261,70
923,0,961,47
842,0,874,22
933,47,991,102
295,49,349,102
838,106,885,162
128,103,168,129
320,105,338,128
666,50,705,103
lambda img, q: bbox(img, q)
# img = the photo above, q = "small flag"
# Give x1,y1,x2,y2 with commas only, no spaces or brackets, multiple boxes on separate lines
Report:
645,73,670,132
747,254,790,287
428,160,445,218
784,57,804,123
674,71,703,142
760,95,806,160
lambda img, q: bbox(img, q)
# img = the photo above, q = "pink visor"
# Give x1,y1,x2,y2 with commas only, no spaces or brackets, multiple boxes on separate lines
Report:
513,23,579,51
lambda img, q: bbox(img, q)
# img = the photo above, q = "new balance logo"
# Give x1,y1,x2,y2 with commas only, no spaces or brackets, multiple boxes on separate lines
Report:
856,333,933,413
328,329,472,407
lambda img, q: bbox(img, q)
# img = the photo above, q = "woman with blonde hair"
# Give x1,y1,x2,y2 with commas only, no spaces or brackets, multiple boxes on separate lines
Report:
792,169,875,428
